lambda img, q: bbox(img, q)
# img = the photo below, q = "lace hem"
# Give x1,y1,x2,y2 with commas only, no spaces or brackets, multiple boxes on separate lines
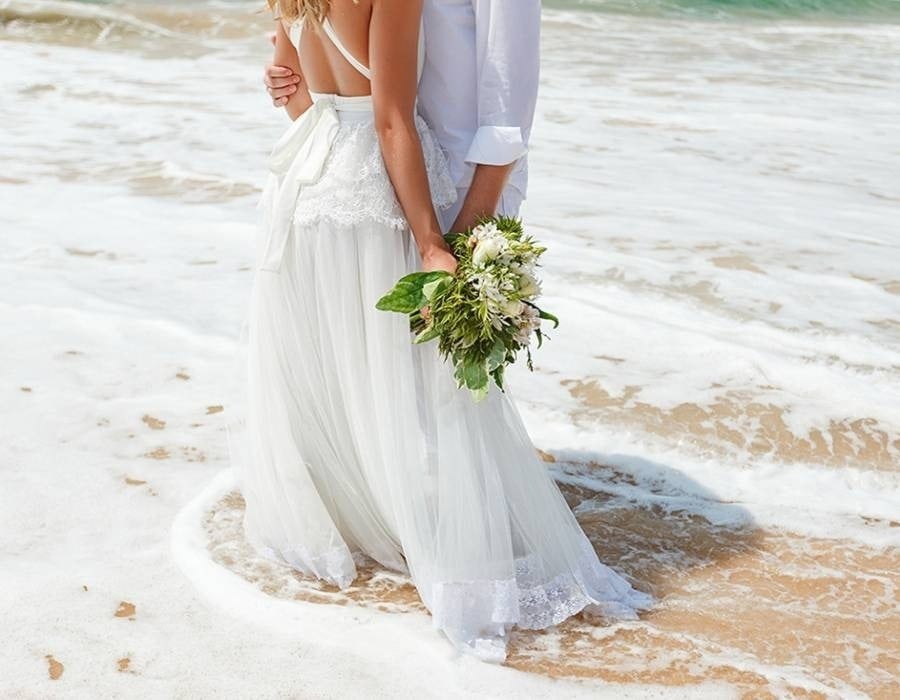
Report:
289,115,457,232
430,543,651,661
430,566,591,635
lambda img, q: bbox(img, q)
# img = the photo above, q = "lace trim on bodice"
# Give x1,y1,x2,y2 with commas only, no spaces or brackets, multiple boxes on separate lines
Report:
283,114,457,232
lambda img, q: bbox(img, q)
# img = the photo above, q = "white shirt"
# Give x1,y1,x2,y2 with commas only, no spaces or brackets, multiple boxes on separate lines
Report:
419,0,542,199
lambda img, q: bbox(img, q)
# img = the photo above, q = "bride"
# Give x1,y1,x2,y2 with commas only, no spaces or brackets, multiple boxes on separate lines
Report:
239,0,650,662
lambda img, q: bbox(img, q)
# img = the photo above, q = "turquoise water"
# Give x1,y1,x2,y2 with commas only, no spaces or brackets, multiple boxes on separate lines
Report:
546,0,900,19
55,0,900,20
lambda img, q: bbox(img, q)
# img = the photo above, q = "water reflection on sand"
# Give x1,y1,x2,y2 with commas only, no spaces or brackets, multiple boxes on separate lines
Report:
205,454,899,698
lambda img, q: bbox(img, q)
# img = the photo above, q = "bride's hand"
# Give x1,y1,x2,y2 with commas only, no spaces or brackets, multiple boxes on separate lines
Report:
421,246,458,275
420,247,457,321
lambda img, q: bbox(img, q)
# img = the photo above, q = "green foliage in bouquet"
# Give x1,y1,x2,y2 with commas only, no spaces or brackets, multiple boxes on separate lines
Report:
376,217,558,401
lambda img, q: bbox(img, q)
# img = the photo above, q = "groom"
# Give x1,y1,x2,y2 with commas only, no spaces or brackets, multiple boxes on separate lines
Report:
264,0,542,234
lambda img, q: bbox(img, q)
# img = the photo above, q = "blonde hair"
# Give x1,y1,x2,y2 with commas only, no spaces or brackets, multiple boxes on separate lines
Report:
269,0,353,24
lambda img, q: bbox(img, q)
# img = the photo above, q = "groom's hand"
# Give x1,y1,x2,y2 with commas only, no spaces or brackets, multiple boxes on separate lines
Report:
265,30,300,108
265,63,300,108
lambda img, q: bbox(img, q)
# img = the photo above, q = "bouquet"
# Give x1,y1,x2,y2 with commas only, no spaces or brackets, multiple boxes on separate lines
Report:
376,217,558,401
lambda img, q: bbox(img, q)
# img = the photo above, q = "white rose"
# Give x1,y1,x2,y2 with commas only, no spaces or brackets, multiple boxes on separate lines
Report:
517,274,541,299
472,237,505,266
500,299,525,317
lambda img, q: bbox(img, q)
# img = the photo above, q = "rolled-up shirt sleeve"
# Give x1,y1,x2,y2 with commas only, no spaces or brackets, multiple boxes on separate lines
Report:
465,0,541,167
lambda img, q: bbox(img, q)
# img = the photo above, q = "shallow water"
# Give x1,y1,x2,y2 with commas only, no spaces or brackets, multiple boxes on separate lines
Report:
204,466,898,697
2,0,899,697
551,0,900,20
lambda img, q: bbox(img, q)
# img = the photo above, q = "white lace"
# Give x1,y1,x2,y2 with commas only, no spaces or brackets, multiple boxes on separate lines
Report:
431,539,650,654
257,533,647,640
290,115,457,232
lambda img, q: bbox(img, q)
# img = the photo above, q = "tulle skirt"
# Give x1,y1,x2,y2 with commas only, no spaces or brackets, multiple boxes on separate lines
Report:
236,109,650,661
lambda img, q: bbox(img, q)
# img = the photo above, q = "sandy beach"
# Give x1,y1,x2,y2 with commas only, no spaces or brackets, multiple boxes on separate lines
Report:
2,0,899,697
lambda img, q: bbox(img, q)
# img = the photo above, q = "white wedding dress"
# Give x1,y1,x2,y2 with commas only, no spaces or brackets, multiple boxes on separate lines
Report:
237,15,650,661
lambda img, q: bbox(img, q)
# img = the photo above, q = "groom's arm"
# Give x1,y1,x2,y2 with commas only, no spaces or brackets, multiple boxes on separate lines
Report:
269,21,312,120
451,0,541,232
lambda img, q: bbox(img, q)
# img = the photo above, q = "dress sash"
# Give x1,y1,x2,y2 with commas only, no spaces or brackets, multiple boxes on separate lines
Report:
258,97,341,272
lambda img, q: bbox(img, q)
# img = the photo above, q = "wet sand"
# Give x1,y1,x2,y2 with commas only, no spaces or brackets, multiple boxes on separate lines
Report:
204,458,900,698
564,379,900,472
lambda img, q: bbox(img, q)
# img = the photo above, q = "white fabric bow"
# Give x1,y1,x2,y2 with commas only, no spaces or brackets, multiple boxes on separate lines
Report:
258,97,341,272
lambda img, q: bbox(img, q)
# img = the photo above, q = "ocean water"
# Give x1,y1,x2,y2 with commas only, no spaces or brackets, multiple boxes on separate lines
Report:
551,0,900,19
1,0,898,697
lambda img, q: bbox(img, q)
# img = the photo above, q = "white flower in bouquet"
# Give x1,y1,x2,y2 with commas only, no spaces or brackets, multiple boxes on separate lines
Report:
473,273,503,304
500,299,525,318
517,273,541,299
514,305,541,346
470,221,500,240
472,236,507,267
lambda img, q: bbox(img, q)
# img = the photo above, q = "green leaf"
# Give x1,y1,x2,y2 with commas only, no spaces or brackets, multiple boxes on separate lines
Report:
376,271,452,313
491,364,506,391
493,216,524,236
444,232,466,247
413,324,441,344
422,275,452,302
536,307,560,329
462,359,489,393
486,338,506,371
453,362,466,389
470,384,490,402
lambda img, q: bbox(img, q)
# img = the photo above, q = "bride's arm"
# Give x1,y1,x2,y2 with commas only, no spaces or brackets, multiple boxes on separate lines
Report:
370,0,456,274
271,19,312,121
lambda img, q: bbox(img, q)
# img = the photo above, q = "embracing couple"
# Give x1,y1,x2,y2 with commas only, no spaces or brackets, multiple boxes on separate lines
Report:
240,0,649,663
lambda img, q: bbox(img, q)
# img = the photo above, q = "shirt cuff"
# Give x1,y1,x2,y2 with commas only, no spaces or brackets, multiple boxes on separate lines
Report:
464,126,527,166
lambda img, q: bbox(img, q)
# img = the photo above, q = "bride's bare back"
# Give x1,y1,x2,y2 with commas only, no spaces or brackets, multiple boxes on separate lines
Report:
280,0,373,98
